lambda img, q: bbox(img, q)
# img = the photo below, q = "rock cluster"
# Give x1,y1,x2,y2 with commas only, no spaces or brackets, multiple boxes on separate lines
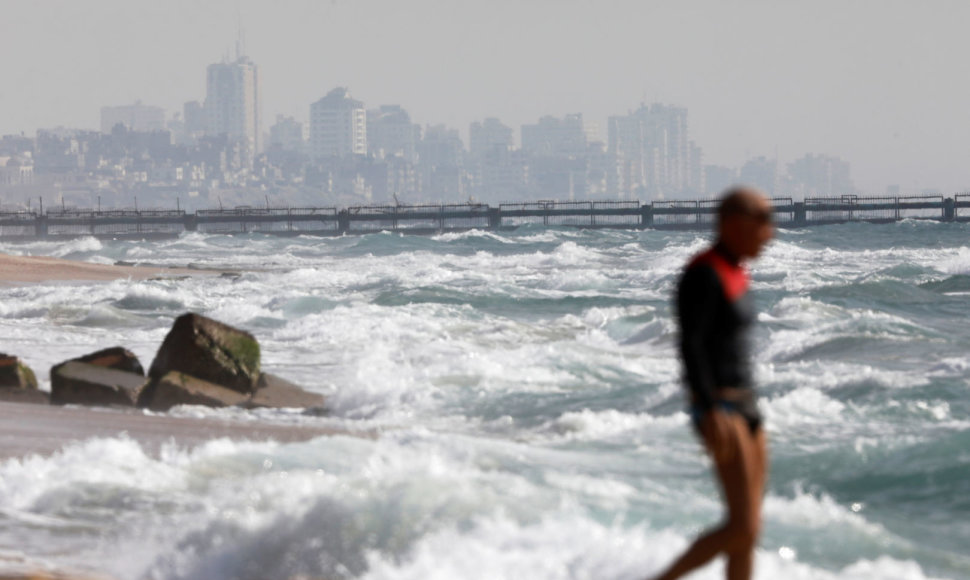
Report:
2,313,326,413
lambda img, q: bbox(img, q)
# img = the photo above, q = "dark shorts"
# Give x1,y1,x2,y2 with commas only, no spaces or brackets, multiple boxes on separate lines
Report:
690,398,762,434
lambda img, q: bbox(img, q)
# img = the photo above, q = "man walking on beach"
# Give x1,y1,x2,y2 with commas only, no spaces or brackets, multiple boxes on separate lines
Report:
650,187,774,580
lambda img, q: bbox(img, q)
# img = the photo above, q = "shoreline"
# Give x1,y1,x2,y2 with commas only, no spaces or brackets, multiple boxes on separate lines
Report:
0,253,227,284
0,401,358,461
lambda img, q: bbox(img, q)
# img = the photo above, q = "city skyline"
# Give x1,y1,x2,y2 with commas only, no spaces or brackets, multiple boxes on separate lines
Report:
0,36,879,210
1,1,969,194
8,64,865,200
20,44,861,204
3,83,919,200
0,0,970,191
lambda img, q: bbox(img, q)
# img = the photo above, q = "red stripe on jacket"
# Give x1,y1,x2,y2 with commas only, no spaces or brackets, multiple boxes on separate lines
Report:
688,247,749,302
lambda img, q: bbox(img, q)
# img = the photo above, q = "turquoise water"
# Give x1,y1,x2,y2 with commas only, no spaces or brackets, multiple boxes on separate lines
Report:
0,222,968,579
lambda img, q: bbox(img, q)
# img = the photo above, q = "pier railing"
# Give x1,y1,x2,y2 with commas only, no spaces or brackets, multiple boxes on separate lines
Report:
954,193,970,218
0,194,967,239
344,203,490,232
44,209,187,236
803,194,944,223
195,207,339,234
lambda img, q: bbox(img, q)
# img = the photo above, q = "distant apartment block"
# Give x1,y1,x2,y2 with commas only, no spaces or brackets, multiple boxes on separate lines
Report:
309,88,367,159
688,142,705,196
100,101,165,133
269,115,307,153
204,55,261,161
183,101,206,139
787,153,854,196
608,103,698,199
739,156,778,195
0,155,34,186
521,114,587,158
418,125,464,168
367,105,420,162
469,118,513,158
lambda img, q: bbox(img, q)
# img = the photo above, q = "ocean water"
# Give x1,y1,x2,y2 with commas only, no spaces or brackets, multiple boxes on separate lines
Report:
0,222,968,580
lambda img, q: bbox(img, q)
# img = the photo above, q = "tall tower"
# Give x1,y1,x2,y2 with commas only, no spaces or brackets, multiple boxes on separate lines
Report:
204,50,260,164
309,87,367,159
607,103,693,199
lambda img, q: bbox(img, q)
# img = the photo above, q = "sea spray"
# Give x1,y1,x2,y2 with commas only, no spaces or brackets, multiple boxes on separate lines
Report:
0,222,968,579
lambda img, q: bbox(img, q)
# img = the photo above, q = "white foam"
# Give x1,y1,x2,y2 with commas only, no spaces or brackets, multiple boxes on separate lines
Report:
1,227,967,578
762,387,847,428
361,513,947,580
543,408,684,442
934,246,970,275
758,360,928,392
764,488,886,537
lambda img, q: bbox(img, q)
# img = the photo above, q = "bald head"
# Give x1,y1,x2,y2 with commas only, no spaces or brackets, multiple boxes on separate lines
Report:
716,186,774,260
718,187,769,228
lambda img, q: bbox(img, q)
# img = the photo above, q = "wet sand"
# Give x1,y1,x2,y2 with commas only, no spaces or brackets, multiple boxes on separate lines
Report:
0,253,219,284
0,568,111,580
0,401,355,461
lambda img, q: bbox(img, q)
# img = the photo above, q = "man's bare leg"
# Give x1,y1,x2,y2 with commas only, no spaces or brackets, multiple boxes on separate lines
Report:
651,416,763,580
725,426,766,579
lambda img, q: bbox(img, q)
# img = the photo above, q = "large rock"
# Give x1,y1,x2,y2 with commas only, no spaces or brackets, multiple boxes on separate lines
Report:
149,313,260,394
0,386,50,404
141,371,249,411
50,361,149,407
0,353,38,390
245,373,327,412
52,346,144,376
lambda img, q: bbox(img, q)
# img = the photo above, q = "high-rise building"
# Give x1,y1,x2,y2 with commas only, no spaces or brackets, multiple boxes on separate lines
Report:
468,118,517,200
183,101,206,138
269,115,306,153
787,153,854,196
521,114,587,158
739,156,778,195
418,125,464,168
607,103,695,199
367,105,420,162
469,118,513,158
100,101,166,133
417,125,466,201
204,55,260,163
309,88,367,159
688,141,704,196
0,155,34,187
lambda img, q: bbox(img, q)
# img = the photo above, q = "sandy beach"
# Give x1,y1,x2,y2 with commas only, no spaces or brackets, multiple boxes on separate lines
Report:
0,401,352,461
0,253,220,284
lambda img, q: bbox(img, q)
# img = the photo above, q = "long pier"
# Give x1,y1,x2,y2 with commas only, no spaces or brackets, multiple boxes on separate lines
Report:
1,194,968,240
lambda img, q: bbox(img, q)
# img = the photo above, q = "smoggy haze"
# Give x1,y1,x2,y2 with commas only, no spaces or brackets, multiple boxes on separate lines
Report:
1,0,968,193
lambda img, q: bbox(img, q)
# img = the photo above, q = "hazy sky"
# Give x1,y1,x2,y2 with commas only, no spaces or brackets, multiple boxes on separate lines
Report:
1,0,968,192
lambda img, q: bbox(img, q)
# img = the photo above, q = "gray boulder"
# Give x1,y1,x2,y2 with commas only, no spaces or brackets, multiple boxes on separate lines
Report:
52,346,144,376
50,361,149,407
0,387,50,404
149,313,260,394
141,371,249,411
245,373,327,412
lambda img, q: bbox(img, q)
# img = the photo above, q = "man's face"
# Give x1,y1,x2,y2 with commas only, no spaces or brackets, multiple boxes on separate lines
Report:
724,196,774,259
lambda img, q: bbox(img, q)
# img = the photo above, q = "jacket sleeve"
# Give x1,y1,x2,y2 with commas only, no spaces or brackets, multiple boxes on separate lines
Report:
676,264,720,411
